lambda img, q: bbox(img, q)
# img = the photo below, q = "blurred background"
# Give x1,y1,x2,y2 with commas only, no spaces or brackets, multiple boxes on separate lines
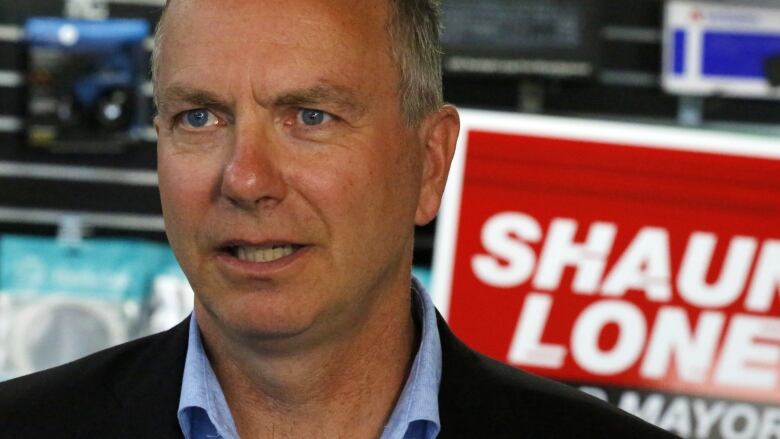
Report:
1,1,779,437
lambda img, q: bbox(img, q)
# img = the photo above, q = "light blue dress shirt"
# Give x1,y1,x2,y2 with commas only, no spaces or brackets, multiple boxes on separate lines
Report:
177,278,442,439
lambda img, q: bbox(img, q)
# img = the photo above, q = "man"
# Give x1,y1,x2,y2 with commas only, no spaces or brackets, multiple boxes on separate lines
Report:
0,0,676,438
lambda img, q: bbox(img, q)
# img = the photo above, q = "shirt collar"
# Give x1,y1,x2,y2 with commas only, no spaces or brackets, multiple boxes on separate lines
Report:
178,312,239,439
177,276,442,439
380,276,442,439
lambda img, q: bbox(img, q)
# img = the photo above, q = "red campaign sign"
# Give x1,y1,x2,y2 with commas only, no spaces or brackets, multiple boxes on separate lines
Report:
432,111,780,406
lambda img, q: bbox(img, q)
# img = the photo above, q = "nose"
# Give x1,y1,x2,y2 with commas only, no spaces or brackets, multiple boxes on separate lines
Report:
220,118,287,210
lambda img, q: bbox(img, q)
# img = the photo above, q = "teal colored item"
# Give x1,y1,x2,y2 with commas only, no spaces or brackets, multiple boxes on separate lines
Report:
412,266,432,291
0,235,173,302
0,235,185,379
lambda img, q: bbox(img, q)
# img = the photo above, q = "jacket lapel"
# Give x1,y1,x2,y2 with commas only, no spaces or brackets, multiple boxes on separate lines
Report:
87,316,191,438
436,311,491,439
437,311,536,439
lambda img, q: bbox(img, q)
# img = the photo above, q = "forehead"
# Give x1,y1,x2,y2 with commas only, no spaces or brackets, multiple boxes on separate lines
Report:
158,0,394,93
165,0,387,35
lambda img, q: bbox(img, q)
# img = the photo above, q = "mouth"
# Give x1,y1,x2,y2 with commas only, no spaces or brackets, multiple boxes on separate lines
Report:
222,243,305,263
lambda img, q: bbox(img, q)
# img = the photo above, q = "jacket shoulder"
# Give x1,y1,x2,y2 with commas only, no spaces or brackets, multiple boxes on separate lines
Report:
436,314,678,438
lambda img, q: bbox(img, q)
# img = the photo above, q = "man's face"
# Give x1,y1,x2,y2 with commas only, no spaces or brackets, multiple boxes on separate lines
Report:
155,0,441,345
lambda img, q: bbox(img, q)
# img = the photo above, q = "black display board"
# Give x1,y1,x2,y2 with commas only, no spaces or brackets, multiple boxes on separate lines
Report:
441,0,602,78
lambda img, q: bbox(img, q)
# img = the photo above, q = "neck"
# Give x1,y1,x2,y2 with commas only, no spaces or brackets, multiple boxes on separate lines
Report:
197,280,418,439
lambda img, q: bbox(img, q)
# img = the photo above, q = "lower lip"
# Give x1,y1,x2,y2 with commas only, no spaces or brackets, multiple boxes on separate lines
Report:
214,246,310,277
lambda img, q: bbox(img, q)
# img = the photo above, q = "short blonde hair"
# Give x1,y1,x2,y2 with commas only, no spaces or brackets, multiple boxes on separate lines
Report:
151,0,443,125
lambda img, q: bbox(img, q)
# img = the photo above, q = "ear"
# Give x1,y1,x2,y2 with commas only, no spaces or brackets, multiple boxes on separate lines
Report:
415,105,460,226
153,114,162,136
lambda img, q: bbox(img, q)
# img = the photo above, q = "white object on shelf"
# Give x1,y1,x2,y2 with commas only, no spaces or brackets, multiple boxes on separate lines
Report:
663,0,780,99
7,296,128,375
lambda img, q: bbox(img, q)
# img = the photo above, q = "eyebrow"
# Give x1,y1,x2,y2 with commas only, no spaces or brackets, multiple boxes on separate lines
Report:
156,86,231,116
272,84,367,118
156,83,367,119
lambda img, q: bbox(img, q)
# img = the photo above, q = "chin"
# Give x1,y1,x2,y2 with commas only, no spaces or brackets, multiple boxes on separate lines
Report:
206,295,318,341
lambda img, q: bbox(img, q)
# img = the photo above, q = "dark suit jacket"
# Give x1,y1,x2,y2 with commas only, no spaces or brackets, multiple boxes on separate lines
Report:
0,314,677,438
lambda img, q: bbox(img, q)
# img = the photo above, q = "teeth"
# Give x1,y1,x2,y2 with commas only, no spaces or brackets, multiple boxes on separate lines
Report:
234,245,296,263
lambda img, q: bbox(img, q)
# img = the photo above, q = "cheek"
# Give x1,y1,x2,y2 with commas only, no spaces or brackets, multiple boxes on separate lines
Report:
371,141,422,214
296,144,419,238
292,155,363,220
157,150,220,242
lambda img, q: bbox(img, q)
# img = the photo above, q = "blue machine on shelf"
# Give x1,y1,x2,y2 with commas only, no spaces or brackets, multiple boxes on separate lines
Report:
24,18,150,152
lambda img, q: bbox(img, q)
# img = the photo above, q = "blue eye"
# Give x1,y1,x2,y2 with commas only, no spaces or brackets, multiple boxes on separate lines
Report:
183,109,213,128
298,109,331,126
